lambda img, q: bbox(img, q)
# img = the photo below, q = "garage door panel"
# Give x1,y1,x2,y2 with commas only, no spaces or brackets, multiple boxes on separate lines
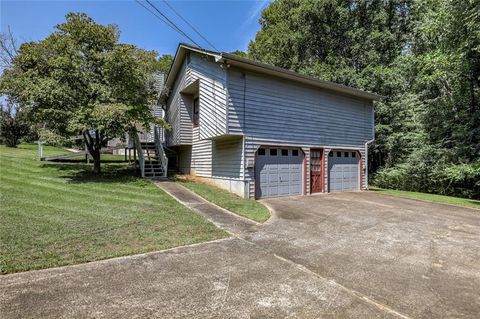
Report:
328,151,359,192
256,147,304,199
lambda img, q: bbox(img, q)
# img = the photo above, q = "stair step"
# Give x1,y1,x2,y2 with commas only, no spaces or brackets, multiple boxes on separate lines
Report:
145,172,165,177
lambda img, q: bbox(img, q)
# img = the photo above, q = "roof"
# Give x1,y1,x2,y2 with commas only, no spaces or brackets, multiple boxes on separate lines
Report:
163,43,382,101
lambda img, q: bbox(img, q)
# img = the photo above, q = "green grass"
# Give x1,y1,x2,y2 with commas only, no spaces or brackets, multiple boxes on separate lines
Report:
370,187,480,210
42,147,128,162
176,178,270,223
0,144,228,274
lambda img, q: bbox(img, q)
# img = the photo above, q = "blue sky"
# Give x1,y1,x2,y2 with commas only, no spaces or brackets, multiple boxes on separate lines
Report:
1,0,271,56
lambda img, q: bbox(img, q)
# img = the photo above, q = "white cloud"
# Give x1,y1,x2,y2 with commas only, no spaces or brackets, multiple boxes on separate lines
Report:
237,0,271,50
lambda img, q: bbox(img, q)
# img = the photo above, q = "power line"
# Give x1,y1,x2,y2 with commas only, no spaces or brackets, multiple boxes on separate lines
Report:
144,0,202,48
135,1,181,38
135,0,202,48
162,0,219,51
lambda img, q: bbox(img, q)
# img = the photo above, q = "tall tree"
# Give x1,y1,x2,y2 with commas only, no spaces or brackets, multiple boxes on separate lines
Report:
249,0,417,170
411,0,480,162
0,13,164,174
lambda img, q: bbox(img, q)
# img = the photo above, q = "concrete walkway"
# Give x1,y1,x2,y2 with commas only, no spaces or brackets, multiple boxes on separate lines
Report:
156,181,259,235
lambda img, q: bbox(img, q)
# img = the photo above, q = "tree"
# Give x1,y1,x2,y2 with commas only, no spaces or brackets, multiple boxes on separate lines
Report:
230,50,248,58
0,99,30,147
155,54,173,74
0,26,18,69
411,0,480,163
249,0,417,171
0,13,164,174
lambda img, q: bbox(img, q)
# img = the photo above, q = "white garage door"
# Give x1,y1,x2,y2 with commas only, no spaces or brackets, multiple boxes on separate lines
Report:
328,151,359,192
255,147,304,198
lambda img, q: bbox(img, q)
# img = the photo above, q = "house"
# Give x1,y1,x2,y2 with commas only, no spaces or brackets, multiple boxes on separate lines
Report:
160,43,381,199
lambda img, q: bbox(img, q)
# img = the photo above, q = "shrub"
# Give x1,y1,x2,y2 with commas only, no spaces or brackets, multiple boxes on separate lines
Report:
0,102,31,147
374,158,480,199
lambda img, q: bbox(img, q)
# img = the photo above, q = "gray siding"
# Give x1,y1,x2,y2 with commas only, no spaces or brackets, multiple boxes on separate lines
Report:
165,52,229,178
189,53,228,140
165,59,193,145
227,67,374,147
191,127,212,177
212,137,243,179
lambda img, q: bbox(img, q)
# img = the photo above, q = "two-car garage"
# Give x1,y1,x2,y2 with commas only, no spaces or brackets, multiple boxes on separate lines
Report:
255,147,360,198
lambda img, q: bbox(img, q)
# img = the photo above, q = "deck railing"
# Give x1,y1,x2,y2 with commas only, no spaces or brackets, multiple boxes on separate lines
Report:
154,125,167,177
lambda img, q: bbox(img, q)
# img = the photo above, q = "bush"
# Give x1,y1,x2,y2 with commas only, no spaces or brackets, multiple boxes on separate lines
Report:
439,163,480,199
0,102,31,147
374,158,480,199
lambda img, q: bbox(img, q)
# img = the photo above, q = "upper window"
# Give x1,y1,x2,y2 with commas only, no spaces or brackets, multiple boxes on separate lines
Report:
258,148,266,156
336,151,341,157
281,149,289,156
351,152,356,158
270,149,277,156
292,149,299,156
344,152,349,157
193,97,199,127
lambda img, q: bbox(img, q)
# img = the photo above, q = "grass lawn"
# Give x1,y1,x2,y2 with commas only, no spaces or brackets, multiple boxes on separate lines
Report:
0,144,228,274
370,187,480,210
176,177,270,223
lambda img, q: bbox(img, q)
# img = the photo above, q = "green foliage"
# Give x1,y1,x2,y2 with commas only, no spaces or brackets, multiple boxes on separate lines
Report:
249,0,480,198
38,128,68,146
0,100,31,147
229,50,249,58
155,54,173,74
0,13,163,173
375,161,480,199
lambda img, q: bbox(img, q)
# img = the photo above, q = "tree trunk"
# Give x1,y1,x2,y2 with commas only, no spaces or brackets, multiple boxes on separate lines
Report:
83,130,102,174
92,149,101,174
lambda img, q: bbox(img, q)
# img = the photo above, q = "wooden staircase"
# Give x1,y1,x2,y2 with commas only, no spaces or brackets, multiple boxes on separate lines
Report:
140,142,166,178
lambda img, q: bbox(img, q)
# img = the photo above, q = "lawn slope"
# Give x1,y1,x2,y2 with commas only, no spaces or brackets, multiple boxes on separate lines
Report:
0,145,227,274
370,187,480,210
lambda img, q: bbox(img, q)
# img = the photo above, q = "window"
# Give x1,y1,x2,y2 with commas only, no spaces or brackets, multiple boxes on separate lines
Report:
193,97,199,127
292,149,299,156
270,149,277,156
344,152,349,157
258,148,266,156
336,151,341,157
281,149,288,156
351,152,356,158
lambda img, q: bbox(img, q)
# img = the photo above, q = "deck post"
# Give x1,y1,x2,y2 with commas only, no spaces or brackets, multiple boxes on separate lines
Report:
37,141,43,160
84,144,89,163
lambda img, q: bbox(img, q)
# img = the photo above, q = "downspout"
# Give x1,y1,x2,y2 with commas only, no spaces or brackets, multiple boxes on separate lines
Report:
364,138,375,190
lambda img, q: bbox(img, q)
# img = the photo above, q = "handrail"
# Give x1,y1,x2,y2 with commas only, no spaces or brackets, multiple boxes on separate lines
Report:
154,125,168,177
132,130,145,178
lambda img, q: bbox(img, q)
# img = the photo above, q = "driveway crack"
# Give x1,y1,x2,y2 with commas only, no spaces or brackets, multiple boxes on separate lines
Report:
235,236,413,319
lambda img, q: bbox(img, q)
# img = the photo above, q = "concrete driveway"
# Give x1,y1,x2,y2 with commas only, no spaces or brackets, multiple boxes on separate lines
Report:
1,191,479,318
